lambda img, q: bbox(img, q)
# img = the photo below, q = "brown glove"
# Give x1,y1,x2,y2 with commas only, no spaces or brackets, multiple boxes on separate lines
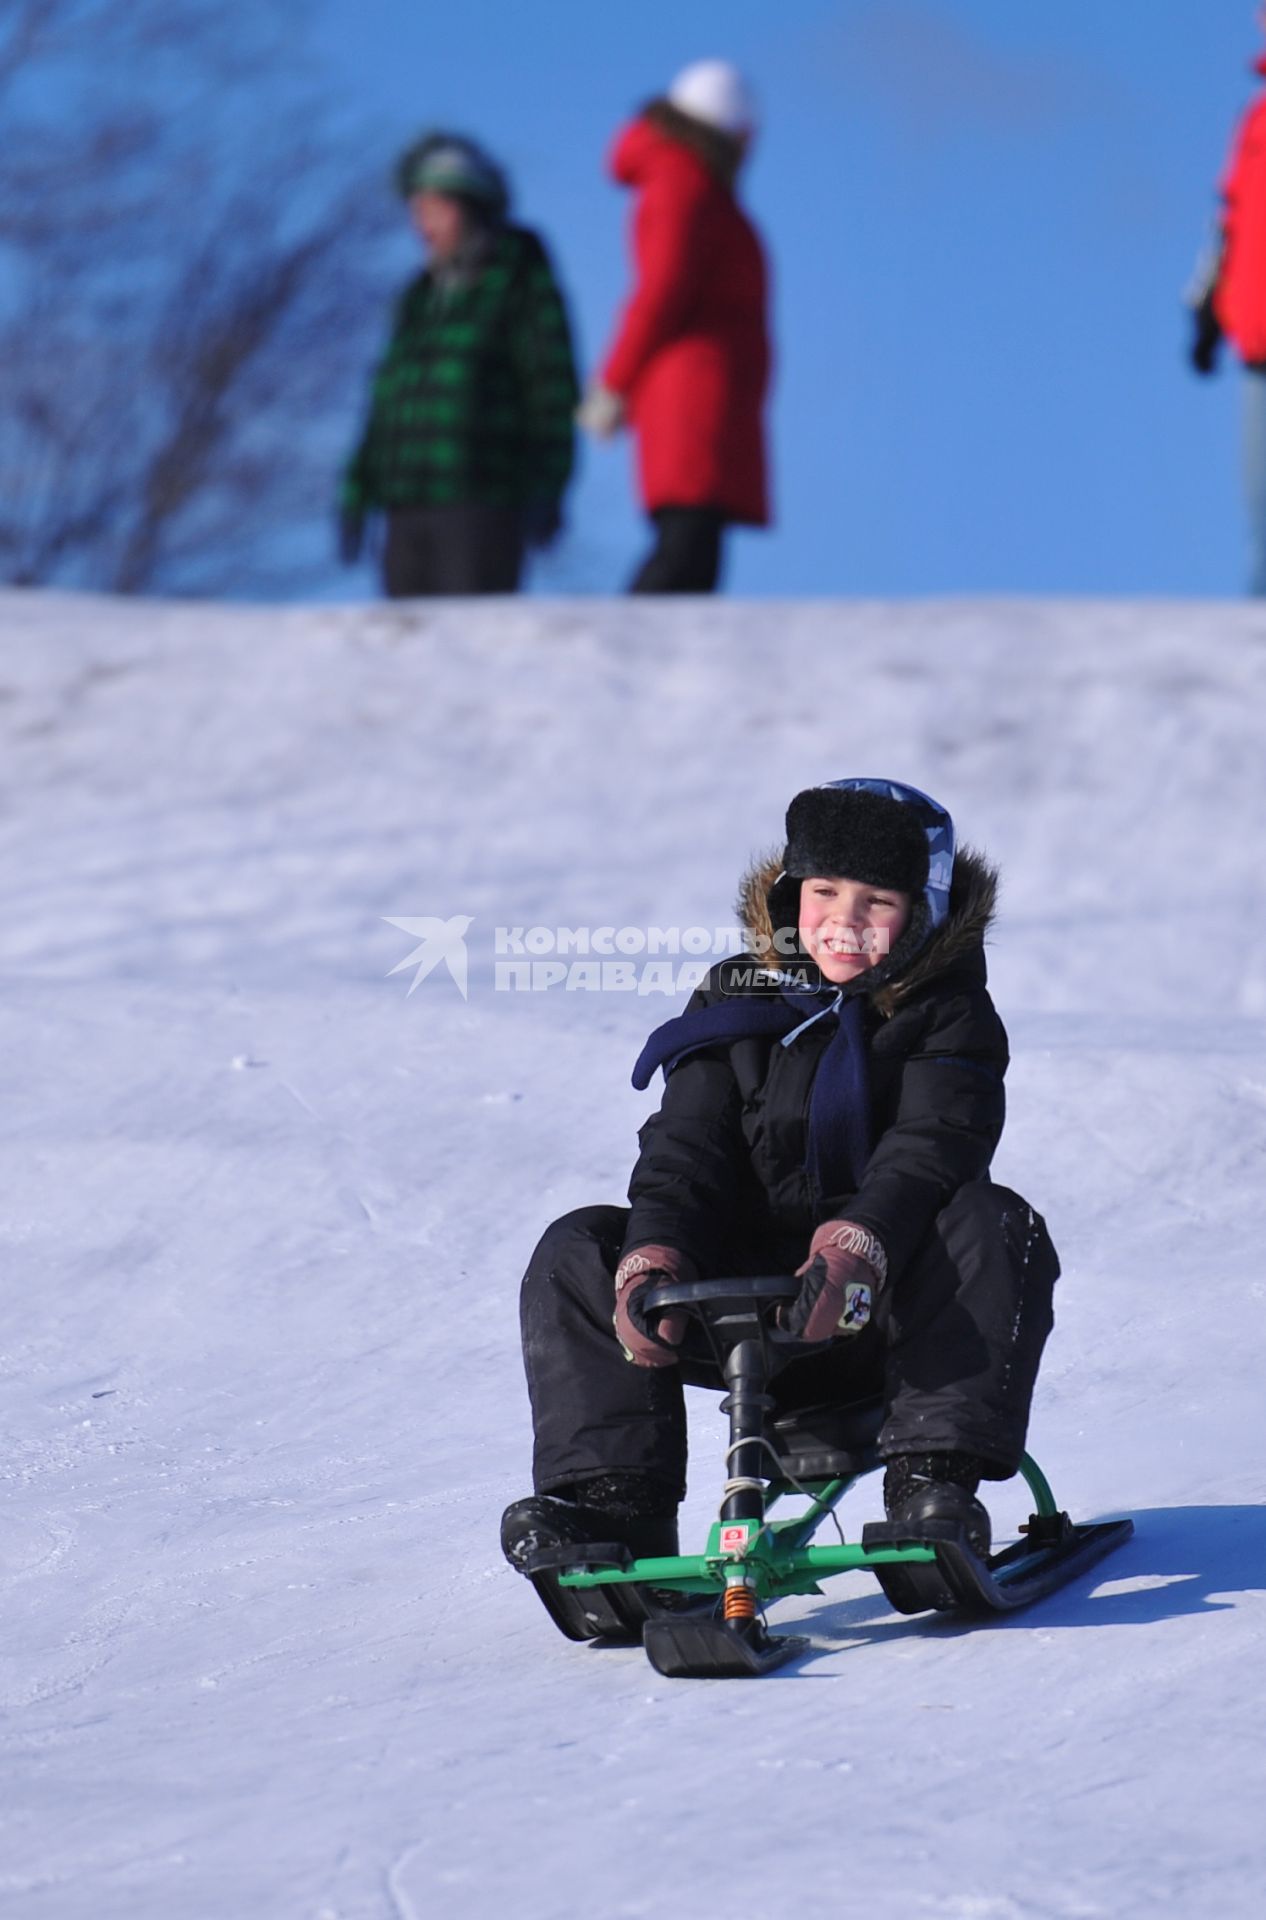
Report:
779,1220,887,1343
613,1243,695,1368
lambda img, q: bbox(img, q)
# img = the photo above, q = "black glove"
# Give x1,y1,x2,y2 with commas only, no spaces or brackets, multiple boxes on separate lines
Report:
523,499,564,551
338,508,366,566
1190,295,1222,377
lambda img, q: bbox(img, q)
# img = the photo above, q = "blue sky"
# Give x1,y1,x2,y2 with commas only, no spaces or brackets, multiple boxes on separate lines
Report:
314,1,1264,597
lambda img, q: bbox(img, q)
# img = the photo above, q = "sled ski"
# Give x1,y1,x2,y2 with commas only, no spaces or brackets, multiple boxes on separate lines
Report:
515,1536,721,1644
861,1509,1136,1616
642,1614,809,1678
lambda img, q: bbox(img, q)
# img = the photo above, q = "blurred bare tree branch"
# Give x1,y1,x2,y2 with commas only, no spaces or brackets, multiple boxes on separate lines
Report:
0,0,394,594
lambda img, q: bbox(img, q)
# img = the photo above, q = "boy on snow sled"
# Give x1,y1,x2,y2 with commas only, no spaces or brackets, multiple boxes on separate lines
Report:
502,779,1059,1624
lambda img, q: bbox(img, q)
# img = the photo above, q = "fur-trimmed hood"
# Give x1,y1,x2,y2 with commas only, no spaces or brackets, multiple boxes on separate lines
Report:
734,845,999,1017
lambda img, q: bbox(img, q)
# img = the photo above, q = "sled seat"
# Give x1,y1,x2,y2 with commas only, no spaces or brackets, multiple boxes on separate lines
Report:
769,1395,884,1482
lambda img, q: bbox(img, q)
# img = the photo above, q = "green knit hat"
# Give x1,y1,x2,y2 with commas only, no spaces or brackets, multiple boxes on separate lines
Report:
394,132,510,217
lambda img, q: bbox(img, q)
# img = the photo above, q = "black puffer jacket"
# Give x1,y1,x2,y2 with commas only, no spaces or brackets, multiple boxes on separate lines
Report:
623,847,1008,1283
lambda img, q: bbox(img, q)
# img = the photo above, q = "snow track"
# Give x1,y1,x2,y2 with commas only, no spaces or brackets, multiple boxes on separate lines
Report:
0,591,1263,1917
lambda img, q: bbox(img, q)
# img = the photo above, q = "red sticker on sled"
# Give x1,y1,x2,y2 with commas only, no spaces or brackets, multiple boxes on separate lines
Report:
719,1524,752,1556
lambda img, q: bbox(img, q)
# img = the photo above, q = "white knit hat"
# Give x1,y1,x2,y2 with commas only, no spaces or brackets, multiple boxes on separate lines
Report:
666,60,758,138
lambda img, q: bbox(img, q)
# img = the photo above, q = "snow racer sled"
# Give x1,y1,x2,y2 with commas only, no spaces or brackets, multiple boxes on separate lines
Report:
509,1275,1134,1679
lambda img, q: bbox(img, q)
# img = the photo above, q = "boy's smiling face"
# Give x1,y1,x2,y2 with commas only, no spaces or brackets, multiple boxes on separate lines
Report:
797,876,912,984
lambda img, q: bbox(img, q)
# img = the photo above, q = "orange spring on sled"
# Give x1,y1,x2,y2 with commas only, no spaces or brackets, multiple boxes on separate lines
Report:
723,1582,757,1623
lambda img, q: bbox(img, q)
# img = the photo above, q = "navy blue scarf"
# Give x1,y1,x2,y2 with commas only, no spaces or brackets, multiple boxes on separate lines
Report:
631,981,873,1201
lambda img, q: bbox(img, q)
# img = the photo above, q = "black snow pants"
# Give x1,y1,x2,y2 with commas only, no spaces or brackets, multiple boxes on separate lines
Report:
382,504,526,597
519,1181,1058,1505
629,507,726,594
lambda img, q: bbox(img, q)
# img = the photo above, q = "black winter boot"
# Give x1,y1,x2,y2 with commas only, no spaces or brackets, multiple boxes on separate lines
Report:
500,1473,679,1644
877,1452,991,1612
883,1452,991,1557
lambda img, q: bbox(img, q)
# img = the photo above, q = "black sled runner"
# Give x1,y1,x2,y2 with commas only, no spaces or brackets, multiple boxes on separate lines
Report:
508,1275,1134,1679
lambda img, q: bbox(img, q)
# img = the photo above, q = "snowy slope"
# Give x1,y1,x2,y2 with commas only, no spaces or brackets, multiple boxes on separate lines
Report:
1,589,1264,1920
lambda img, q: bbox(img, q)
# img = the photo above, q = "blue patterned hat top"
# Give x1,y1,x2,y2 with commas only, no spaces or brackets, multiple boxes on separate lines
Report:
818,777,956,930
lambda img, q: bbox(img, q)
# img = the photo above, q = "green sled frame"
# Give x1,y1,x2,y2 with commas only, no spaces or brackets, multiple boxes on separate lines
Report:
532,1277,1135,1678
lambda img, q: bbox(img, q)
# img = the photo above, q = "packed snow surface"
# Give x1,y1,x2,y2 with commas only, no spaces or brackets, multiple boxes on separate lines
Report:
1,589,1265,1920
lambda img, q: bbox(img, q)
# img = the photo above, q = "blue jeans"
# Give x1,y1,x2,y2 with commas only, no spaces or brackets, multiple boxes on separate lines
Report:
1243,366,1266,595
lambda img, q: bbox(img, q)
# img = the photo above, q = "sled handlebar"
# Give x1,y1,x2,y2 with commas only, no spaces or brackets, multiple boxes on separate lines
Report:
640,1274,800,1320
641,1275,833,1427
640,1274,830,1366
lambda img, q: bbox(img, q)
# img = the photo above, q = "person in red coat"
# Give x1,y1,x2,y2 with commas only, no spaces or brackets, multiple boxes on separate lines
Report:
1191,33,1266,592
579,61,772,594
